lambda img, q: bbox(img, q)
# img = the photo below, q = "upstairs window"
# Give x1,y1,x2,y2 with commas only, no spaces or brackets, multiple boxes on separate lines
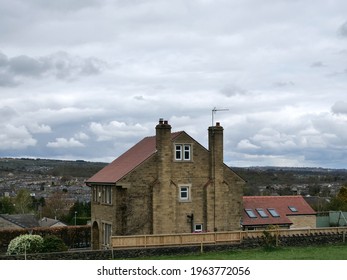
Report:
101,185,112,205
256,208,268,218
194,224,203,233
175,144,191,161
179,185,191,202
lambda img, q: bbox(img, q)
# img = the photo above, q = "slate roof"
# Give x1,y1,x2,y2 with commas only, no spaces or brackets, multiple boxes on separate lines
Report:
39,217,67,227
0,214,40,228
86,131,183,184
242,196,316,227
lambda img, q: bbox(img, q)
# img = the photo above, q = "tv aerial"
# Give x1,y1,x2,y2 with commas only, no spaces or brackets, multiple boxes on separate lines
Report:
211,107,229,126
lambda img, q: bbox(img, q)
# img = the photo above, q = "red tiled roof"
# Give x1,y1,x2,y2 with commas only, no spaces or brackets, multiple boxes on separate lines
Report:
86,132,183,184
242,196,316,227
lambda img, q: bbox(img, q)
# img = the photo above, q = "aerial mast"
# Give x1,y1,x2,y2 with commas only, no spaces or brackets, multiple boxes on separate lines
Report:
211,107,229,126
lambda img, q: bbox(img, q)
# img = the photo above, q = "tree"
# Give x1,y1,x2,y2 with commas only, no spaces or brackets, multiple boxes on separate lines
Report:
41,192,70,220
0,196,15,214
14,189,32,214
328,186,347,211
64,201,91,225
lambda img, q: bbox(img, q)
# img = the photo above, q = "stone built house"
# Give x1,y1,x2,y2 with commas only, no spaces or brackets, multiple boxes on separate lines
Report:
86,119,245,249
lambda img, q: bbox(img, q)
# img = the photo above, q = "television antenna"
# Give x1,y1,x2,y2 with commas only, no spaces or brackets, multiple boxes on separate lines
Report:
211,107,229,126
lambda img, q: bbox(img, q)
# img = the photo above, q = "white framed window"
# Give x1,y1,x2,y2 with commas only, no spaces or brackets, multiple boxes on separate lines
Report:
175,144,182,160
92,186,98,202
184,144,191,160
194,224,203,233
175,144,192,161
179,184,191,202
101,185,112,204
102,222,112,247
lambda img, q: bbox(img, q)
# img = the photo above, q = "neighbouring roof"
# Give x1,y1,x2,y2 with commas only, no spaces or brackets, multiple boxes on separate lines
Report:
39,217,67,227
86,132,183,184
242,196,316,227
0,214,40,228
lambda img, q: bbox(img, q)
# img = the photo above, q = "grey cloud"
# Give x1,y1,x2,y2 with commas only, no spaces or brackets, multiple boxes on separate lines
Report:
9,55,47,77
273,81,295,87
0,51,106,86
339,21,347,37
220,85,248,97
31,0,100,12
0,106,18,121
332,101,347,115
310,61,326,68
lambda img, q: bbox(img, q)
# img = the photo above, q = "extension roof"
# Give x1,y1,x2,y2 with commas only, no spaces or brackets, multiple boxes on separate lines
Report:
242,196,316,227
86,132,183,184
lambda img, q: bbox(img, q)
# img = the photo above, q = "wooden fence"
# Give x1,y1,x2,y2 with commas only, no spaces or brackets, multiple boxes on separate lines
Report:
111,227,347,249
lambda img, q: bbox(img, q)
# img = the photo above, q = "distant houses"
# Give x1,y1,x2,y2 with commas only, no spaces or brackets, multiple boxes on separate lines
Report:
0,214,66,229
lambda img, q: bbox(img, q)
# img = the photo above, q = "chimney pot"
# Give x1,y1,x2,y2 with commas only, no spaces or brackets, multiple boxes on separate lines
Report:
216,122,220,127
164,120,168,125
159,118,164,124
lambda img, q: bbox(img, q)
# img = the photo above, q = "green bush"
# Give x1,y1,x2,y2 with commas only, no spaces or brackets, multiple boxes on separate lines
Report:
42,235,68,253
7,234,44,255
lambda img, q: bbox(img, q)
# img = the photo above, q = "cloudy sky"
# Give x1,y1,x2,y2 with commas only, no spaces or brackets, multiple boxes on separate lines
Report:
1,0,347,168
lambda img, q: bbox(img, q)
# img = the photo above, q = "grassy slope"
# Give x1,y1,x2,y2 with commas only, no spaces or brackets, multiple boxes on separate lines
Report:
128,244,347,260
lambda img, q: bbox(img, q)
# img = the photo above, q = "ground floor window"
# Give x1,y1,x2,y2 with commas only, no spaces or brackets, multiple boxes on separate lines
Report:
102,222,112,247
194,224,203,232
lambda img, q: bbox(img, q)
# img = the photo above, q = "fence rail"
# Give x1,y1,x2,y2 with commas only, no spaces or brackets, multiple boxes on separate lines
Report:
111,227,347,249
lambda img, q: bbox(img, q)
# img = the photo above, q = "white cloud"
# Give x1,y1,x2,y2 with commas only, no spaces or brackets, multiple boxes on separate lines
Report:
89,121,149,141
47,138,85,148
1,0,347,167
0,124,37,150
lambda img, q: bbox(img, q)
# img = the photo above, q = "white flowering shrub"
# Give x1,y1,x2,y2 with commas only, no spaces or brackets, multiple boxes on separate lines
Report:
7,234,44,255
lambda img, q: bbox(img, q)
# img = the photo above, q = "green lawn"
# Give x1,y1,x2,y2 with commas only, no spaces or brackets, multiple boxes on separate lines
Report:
128,244,347,260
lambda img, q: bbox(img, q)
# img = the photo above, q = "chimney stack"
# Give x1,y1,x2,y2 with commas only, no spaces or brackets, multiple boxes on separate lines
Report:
208,122,224,180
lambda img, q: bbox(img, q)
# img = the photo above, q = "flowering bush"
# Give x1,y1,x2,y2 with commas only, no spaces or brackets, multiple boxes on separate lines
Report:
7,234,44,255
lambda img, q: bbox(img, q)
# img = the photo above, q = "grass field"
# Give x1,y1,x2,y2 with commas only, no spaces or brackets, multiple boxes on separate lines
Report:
129,244,347,260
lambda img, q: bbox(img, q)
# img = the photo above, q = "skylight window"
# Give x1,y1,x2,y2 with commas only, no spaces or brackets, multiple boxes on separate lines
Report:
288,206,298,212
245,209,257,218
268,208,280,217
256,208,268,218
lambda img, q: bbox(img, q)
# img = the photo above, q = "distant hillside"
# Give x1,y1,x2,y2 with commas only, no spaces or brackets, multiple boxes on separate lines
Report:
1,158,347,192
233,166,347,196
0,158,107,178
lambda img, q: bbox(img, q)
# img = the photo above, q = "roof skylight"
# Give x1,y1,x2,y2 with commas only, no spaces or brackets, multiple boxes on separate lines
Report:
245,209,257,218
256,208,268,218
268,208,280,217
